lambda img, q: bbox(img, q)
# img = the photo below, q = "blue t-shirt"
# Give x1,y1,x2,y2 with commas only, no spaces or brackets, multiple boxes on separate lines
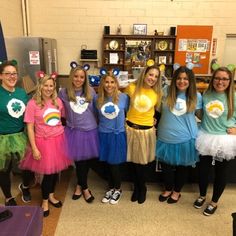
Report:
158,88,202,144
95,93,129,134
201,91,236,134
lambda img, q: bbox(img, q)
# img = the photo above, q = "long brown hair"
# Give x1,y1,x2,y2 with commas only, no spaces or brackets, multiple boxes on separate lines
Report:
132,65,162,108
206,67,234,119
97,74,120,109
33,75,58,109
66,66,92,103
167,66,197,113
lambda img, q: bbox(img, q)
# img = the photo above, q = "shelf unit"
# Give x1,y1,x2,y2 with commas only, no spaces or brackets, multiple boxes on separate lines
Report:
102,34,176,77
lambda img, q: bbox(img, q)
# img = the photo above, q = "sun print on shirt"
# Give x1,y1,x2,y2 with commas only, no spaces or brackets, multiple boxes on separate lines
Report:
70,96,89,114
101,102,120,119
7,98,26,118
133,95,152,112
205,100,224,118
171,98,187,116
43,108,61,126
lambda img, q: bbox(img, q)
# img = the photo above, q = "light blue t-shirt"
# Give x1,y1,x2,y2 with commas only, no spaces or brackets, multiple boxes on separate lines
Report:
201,91,236,134
95,93,129,134
157,88,202,144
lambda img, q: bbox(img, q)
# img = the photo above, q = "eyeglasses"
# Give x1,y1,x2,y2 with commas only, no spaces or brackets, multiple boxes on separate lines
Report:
1,72,18,77
214,77,230,82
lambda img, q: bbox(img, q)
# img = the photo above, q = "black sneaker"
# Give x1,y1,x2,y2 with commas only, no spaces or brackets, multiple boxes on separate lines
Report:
110,190,122,204
5,197,17,206
193,197,206,209
102,189,114,203
203,204,217,216
18,183,31,203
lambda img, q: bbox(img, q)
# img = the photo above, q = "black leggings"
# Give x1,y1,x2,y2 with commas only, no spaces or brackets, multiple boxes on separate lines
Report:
131,163,147,191
0,160,33,199
41,173,58,200
107,164,121,189
160,162,188,193
198,155,229,203
74,159,95,190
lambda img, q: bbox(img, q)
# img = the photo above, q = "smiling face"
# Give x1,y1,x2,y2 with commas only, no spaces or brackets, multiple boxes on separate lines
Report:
176,72,189,92
72,69,86,90
143,68,159,88
41,79,55,100
104,76,117,96
0,65,18,91
213,71,230,93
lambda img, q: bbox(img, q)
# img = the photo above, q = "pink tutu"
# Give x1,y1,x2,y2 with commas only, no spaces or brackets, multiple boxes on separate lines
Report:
20,133,72,174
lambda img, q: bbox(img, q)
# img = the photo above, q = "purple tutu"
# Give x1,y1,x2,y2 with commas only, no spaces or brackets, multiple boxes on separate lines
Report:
65,127,99,161
20,133,72,174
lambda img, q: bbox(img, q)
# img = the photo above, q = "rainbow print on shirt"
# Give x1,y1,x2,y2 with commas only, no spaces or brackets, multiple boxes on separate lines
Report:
43,108,60,126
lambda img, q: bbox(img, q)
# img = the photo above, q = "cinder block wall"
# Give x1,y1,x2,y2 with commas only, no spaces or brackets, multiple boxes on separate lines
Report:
1,0,236,74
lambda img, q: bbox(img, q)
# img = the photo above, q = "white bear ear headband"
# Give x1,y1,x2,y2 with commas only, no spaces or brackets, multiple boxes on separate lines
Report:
173,62,194,71
99,67,120,77
70,61,90,71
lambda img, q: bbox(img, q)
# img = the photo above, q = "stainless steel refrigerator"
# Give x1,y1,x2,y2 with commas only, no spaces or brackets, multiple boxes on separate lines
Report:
5,37,58,84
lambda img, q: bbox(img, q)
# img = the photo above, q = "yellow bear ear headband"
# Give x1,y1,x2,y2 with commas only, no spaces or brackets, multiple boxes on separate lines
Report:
146,59,166,72
212,63,236,72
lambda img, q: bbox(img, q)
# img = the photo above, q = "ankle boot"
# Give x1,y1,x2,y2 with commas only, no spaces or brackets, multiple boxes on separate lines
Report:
138,186,147,204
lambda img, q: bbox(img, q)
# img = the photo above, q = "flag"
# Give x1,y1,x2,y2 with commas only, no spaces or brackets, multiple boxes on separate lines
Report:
0,21,7,61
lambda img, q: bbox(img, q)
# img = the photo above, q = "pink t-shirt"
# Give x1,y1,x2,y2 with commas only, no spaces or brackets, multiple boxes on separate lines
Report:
24,98,64,138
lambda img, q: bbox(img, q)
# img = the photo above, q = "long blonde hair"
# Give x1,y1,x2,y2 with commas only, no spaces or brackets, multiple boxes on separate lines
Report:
66,66,92,102
97,74,120,109
167,66,197,113
33,75,58,109
132,65,162,108
206,67,234,119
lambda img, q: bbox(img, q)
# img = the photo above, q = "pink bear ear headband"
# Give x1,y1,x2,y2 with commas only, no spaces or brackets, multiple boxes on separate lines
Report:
70,61,90,71
36,71,58,80
99,67,120,77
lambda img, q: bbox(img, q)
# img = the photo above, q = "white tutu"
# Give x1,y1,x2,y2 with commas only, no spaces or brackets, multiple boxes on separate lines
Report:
196,129,236,161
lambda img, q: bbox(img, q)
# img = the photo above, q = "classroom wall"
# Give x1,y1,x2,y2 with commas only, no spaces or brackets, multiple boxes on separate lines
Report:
1,0,236,74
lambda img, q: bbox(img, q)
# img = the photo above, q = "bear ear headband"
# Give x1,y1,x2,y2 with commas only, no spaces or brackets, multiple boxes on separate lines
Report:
36,71,58,80
70,61,90,71
0,59,18,66
100,67,120,77
173,62,194,71
211,63,235,72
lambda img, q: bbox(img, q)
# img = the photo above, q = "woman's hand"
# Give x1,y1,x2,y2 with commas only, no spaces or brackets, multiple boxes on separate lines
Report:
227,127,236,135
32,147,41,160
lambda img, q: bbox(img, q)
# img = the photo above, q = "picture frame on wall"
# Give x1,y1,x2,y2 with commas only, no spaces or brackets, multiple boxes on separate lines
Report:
133,24,147,35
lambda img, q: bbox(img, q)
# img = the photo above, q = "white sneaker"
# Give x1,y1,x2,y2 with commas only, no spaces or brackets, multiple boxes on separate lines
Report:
101,189,114,203
110,190,122,205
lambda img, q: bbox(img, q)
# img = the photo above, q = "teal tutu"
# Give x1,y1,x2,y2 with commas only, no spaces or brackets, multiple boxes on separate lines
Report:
156,139,199,166
0,132,27,171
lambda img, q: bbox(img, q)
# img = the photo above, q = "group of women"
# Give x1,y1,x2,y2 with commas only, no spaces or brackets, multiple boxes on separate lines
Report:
0,59,235,218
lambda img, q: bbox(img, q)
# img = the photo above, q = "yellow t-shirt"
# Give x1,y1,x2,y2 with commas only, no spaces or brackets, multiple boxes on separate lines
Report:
125,83,159,126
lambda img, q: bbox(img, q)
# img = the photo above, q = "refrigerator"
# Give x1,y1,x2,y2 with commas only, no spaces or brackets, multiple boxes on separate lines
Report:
5,37,58,84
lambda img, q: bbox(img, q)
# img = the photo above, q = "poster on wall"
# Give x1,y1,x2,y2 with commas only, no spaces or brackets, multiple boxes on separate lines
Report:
29,51,40,65
174,25,213,74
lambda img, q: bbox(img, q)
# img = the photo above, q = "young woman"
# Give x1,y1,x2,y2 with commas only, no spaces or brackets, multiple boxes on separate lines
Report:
58,63,99,203
156,66,202,204
125,65,162,204
96,71,129,204
0,60,31,206
20,72,71,217
194,67,236,216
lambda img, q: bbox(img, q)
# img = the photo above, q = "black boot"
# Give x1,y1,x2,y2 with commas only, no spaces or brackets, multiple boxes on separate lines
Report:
131,185,139,202
138,185,147,204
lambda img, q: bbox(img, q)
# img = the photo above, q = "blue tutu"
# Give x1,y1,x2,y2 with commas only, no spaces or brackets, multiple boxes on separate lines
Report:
156,139,199,166
99,132,127,164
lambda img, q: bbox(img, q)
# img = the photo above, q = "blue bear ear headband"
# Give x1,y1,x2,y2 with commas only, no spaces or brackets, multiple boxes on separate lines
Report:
70,61,90,71
173,62,194,71
99,67,120,77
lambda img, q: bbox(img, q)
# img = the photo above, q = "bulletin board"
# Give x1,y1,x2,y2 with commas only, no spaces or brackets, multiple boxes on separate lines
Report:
174,25,213,74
